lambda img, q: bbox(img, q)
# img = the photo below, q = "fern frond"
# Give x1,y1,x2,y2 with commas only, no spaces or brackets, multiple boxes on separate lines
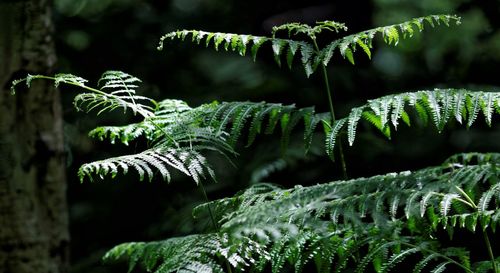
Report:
331,89,500,148
221,154,500,238
105,154,494,273
158,15,459,77
78,147,216,184
12,72,157,118
103,234,228,273
320,14,461,66
75,71,156,117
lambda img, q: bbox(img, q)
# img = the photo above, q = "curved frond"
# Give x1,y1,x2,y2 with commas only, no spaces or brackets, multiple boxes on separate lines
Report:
158,15,460,77
320,14,461,66
325,89,500,149
78,147,216,184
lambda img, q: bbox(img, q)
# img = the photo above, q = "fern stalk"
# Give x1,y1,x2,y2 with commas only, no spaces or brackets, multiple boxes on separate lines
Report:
482,229,498,273
199,181,218,230
199,181,234,273
312,39,348,179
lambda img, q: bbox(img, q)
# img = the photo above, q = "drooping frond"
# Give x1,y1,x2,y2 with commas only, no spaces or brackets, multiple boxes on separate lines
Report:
92,89,498,166
158,29,318,76
203,101,317,153
158,15,460,76
321,89,500,155
78,146,217,184
107,153,498,272
221,154,500,235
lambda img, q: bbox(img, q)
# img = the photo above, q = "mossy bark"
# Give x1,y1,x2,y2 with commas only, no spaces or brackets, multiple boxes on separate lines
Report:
0,0,69,272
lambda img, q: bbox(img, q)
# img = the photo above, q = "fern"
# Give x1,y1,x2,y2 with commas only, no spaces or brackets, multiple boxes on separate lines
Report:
12,73,500,185
11,12,500,273
159,154,496,273
158,15,460,77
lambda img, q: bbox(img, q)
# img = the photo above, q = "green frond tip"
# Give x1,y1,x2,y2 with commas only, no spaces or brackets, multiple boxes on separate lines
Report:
320,14,461,66
271,20,347,39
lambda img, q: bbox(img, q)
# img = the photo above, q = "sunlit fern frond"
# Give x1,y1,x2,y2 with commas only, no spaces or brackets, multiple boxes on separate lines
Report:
78,146,218,184
11,73,235,184
11,72,157,117
87,99,205,145
103,232,271,273
74,71,156,117
158,15,460,77
204,101,317,153
319,14,461,65
220,153,500,237
322,89,500,155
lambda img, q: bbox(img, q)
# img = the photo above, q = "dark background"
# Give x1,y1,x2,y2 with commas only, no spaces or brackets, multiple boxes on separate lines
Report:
50,0,500,272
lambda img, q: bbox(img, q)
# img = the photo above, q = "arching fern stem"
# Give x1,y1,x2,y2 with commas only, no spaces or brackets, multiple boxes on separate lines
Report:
311,39,348,179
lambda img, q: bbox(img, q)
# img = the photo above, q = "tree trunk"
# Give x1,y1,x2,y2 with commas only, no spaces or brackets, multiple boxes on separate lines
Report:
0,0,69,273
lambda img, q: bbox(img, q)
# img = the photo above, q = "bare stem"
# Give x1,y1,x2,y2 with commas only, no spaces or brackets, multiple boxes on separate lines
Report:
198,182,233,273
482,229,498,273
312,39,348,179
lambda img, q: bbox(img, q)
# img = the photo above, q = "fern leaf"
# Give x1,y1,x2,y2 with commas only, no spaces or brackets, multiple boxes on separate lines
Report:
286,40,300,69
380,246,420,273
478,184,500,212
480,92,495,126
78,148,214,184
323,119,346,160
430,261,451,273
250,36,269,62
413,253,440,273
424,91,442,130
440,193,460,217
271,39,288,67
466,92,481,128
321,15,460,66
299,42,315,77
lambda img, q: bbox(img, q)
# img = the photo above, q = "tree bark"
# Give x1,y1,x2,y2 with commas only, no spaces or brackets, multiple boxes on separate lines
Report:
0,0,69,273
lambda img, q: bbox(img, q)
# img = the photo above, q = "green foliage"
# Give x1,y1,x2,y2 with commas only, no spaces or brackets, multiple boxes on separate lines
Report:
12,73,500,184
12,12,500,273
104,154,500,273
159,15,460,76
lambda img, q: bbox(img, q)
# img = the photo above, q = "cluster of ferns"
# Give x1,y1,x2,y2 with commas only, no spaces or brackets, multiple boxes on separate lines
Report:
12,14,500,273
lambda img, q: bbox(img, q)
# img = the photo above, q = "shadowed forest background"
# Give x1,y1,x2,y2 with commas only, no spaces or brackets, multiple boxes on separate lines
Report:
4,0,500,272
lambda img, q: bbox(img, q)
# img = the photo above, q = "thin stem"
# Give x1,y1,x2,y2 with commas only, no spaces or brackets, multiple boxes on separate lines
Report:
482,229,498,273
198,181,218,230
199,182,233,273
311,39,348,179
